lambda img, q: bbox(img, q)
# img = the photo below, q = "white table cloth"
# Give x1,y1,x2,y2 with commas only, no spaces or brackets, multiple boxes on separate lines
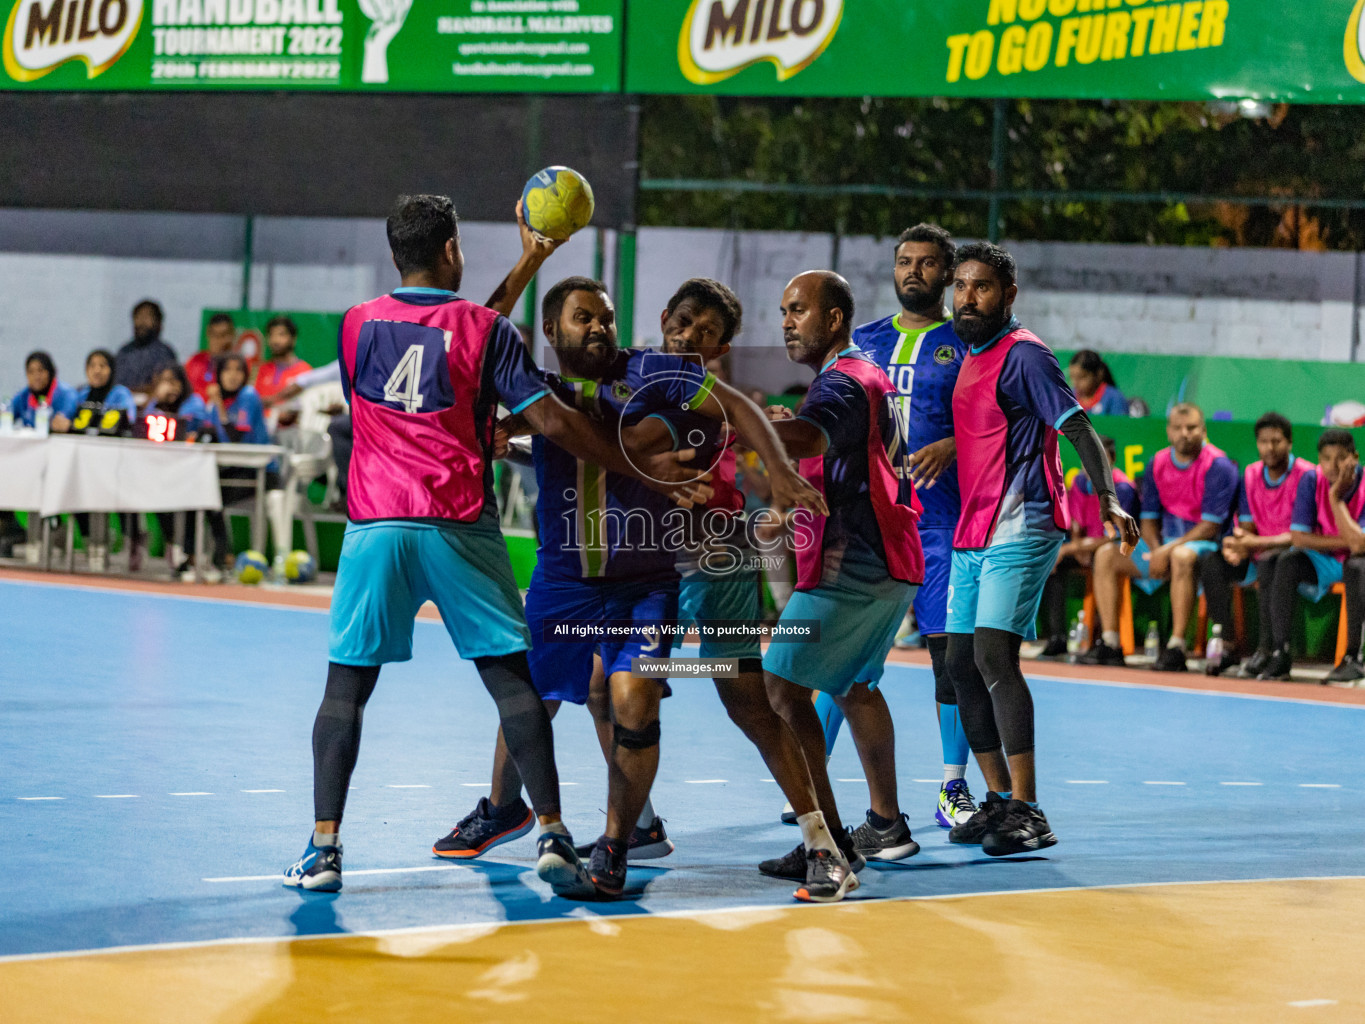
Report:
40,436,222,516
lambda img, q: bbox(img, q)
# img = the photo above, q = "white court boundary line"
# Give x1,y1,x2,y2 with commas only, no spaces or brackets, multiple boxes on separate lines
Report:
3,873,1362,966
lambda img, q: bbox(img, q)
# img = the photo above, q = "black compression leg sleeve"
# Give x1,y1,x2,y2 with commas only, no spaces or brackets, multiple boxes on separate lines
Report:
312,662,380,822
927,634,954,705
1268,550,1318,648
1042,569,1068,641
1254,550,1281,653
476,652,560,819
974,627,1034,757
946,632,1001,753
1344,557,1365,658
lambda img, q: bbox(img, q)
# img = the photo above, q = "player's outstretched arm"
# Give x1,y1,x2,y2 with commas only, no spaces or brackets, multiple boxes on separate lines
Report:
693,379,828,516
520,392,713,508
485,201,567,319
1060,410,1139,555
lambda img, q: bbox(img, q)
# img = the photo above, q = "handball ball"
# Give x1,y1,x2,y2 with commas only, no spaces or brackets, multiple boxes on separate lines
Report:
284,549,317,584
235,550,268,585
521,166,595,240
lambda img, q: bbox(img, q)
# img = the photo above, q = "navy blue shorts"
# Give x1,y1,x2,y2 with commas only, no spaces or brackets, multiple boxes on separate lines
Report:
912,526,953,636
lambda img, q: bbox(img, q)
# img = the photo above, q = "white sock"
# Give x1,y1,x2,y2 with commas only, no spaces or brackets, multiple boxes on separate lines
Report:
539,819,568,837
635,796,656,830
796,811,838,855
1102,630,1120,648
1167,636,1186,651
943,764,966,784
313,830,339,848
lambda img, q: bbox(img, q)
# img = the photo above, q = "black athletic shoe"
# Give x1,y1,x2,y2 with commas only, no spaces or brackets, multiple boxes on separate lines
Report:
573,817,675,862
1257,646,1294,681
1326,656,1365,684
1205,653,1240,677
981,800,1058,857
849,811,920,863
1037,635,1068,659
432,797,534,859
793,848,859,903
1153,645,1187,672
760,837,866,880
1078,640,1127,667
535,831,596,899
1239,649,1271,678
587,838,627,897
947,790,1009,845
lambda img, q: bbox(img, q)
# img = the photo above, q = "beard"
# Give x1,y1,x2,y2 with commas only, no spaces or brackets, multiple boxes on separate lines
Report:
895,280,945,319
556,340,617,381
952,306,1012,349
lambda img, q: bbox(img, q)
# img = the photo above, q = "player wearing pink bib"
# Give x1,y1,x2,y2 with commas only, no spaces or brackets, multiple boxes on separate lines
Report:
283,195,703,900
944,243,1138,858
1083,403,1239,671
1196,413,1308,676
1256,429,1365,681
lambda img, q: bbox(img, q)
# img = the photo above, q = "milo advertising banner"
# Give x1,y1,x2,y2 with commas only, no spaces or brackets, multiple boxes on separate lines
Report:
627,0,1365,102
1,0,622,90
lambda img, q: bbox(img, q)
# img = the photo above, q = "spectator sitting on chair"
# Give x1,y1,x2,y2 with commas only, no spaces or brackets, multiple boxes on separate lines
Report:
9,350,79,428
1082,403,1238,671
1036,435,1138,657
1253,430,1365,682
1068,349,1128,417
144,363,211,433
185,313,236,401
114,300,179,398
1318,444,1365,685
206,354,269,444
1196,412,1310,678
252,315,312,405
54,349,138,434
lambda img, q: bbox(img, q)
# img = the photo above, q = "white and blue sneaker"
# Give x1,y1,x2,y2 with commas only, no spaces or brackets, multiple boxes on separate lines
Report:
535,831,597,899
283,837,342,892
936,779,977,829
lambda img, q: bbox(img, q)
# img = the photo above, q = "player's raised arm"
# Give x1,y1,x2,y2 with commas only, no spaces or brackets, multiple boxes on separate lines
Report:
485,201,567,319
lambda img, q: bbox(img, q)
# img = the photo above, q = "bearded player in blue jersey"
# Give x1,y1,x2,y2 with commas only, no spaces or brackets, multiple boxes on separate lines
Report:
801,224,977,835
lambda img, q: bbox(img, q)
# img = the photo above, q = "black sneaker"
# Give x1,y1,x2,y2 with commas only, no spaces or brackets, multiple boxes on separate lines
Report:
1239,649,1270,678
432,796,535,859
535,831,596,899
1326,656,1365,684
779,801,798,826
760,837,866,880
588,838,627,897
982,800,1058,857
572,816,675,862
1153,645,1187,672
849,811,920,863
793,848,859,903
947,790,1009,845
1078,640,1127,667
1205,652,1239,677
1037,635,1068,659
1257,646,1294,681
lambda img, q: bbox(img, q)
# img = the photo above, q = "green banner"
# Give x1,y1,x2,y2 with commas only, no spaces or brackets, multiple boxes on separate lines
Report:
200,308,340,367
626,0,1365,102
2,0,622,91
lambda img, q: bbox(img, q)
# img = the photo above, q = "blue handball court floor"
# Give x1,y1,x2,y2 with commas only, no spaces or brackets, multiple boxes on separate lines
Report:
2,577,1363,960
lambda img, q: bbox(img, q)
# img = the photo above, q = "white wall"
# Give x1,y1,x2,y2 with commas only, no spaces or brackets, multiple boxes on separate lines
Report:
1,209,1361,398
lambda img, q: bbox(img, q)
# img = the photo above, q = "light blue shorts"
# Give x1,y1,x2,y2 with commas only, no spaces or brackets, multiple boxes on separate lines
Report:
947,532,1065,639
329,519,531,667
762,578,915,696
1130,537,1222,596
678,567,763,660
1295,548,1344,603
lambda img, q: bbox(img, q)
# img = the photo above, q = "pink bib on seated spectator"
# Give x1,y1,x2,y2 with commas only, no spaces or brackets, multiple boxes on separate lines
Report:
1313,466,1365,562
1149,442,1228,527
1242,457,1310,540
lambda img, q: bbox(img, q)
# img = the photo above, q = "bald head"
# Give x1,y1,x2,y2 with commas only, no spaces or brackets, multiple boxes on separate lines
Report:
781,270,855,369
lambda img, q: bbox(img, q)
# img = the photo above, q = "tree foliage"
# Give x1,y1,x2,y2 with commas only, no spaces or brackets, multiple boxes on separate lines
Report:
639,96,1365,249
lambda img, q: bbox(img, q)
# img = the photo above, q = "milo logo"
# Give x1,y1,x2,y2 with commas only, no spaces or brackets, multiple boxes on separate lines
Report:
679,0,842,86
1348,0,1365,84
3,0,142,80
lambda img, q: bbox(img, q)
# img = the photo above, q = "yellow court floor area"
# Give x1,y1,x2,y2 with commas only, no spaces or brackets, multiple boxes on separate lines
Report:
5,877,1363,1023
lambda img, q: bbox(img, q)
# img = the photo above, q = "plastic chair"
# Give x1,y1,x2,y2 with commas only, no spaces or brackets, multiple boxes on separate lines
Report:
1332,582,1348,664
1081,576,1136,655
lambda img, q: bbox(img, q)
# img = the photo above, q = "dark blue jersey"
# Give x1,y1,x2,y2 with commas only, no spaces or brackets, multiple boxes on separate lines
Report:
533,348,713,582
854,316,964,529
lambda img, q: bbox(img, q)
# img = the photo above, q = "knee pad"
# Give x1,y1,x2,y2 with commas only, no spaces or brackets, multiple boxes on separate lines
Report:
737,657,764,676
614,720,661,750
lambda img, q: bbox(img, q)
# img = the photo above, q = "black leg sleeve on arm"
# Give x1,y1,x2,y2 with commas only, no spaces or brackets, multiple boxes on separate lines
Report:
1060,410,1117,504
475,652,560,819
946,632,1001,753
312,663,381,822
974,627,1035,757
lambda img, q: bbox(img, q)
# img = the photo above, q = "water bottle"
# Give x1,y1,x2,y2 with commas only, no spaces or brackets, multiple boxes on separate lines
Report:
1066,613,1081,658
1075,609,1089,653
1144,621,1160,661
34,404,51,437
0,409,12,434
1205,624,1224,674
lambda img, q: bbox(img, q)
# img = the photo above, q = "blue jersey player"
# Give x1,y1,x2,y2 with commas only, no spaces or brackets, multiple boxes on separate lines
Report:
810,224,978,831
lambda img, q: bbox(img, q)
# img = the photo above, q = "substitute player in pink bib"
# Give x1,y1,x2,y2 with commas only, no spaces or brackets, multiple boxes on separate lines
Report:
944,243,1138,858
